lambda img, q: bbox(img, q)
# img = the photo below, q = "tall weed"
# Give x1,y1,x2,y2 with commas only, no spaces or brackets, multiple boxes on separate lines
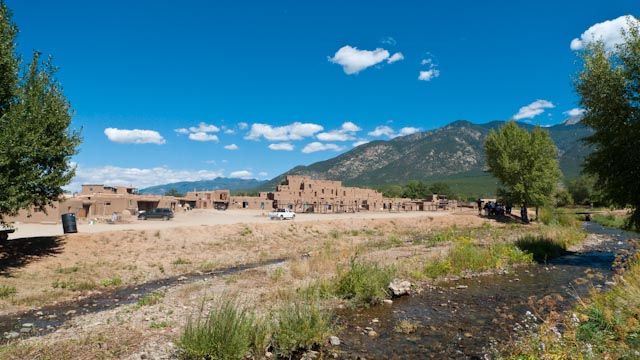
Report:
179,298,255,360
272,300,333,357
335,260,396,306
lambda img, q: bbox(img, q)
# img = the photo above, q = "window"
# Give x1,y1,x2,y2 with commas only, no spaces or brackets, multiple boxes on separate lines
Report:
105,202,111,206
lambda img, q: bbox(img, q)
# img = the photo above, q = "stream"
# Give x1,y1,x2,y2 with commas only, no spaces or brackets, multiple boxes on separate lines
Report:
0,258,285,341
1,222,637,359
331,222,639,359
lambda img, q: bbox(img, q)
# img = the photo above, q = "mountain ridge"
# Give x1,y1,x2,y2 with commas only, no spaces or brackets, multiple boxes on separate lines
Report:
259,119,592,194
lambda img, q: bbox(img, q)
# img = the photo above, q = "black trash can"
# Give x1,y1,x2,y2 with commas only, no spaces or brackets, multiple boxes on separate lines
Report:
61,213,78,234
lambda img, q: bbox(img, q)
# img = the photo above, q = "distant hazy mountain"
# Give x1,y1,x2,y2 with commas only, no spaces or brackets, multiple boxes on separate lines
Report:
139,177,268,195
260,119,592,195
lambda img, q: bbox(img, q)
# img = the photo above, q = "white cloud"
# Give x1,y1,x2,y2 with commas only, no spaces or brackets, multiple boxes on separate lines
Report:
64,165,225,192
229,170,254,179
328,45,402,74
238,122,248,130
258,171,268,178
380,36,397,46
302,142,345,154
224,129,235,134
399,127,420,136
418,53,440,82
224,144,239,150
368,125,395,138
563,108,585,117
245,122,323,141
570,15,639,51
353,140,369,147
189,122,220,133
268,142,295,151
104,128,166,145
513,99,555,120
316,121,362,141
176,122,222,142
387,52,404,64
367,125,420,139
418,69,440,81
189,132,219,142
341,121,361,132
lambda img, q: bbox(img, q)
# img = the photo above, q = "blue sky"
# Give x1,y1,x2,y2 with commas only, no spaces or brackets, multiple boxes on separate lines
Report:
5,0,638,191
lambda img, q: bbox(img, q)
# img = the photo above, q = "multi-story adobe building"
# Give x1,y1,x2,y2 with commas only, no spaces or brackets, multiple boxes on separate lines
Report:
6,177,455,224
7,185,193,224
191,175,454,213
184,190,230,210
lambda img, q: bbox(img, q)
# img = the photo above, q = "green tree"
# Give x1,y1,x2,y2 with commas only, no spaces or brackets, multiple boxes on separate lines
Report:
164,188,184,197
484,121,562,220
0,2,80,224
575,18,640,227
429,182,452,198
566,176,594,206
402,180,429,199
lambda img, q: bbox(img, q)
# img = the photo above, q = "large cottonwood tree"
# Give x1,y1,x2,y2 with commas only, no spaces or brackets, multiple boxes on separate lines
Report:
0,1,81,224
575,18,640,229
484,121,562,220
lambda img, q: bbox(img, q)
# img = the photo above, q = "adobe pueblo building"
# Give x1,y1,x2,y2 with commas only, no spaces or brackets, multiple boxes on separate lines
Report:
190,175,454,213
6,176,454,224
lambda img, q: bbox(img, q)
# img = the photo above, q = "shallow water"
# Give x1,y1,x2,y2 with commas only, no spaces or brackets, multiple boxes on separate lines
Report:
332,222,638,359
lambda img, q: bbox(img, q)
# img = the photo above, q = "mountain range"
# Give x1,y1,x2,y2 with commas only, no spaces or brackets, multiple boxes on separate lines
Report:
141,119,592,197
138,177,267,195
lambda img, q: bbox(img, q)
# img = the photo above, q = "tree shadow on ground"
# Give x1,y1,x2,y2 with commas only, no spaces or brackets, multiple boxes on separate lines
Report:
0,236,65,276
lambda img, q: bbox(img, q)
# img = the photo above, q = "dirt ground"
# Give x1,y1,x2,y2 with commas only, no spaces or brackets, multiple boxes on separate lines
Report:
0,208,491,359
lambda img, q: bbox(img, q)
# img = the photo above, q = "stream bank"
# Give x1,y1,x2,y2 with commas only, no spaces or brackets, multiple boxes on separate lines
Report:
330,222,638,359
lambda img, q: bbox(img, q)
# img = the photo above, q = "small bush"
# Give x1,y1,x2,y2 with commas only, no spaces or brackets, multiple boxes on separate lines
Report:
150,321,168,329
335,260,395,306
52,279,97,291
173,258,192,265
272,300,333,357
0,285,17,298
136,291,165,308
423,237,533,280
516,235,565,262
538,207,580,227
56,266,79,274
179,298,256,360
271,267,286,282
102,277,122,287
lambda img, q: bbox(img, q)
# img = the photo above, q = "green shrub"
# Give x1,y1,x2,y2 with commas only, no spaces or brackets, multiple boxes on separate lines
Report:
515,235,565,262
102,277,122,287
136,291,165,308
56,265,79,274
0,285,16,298
180,298,256,360
51,279,97,291
423,237,533,280
335,260,396,306
172,258,192,265
538,207,580,227
272,300,332,357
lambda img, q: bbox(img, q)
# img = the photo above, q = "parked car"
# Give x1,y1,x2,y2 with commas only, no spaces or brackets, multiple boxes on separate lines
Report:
138,208,174,221
268,208,295,220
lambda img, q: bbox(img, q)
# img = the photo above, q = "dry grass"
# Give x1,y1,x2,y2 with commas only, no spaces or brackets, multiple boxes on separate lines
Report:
0,211,494,359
